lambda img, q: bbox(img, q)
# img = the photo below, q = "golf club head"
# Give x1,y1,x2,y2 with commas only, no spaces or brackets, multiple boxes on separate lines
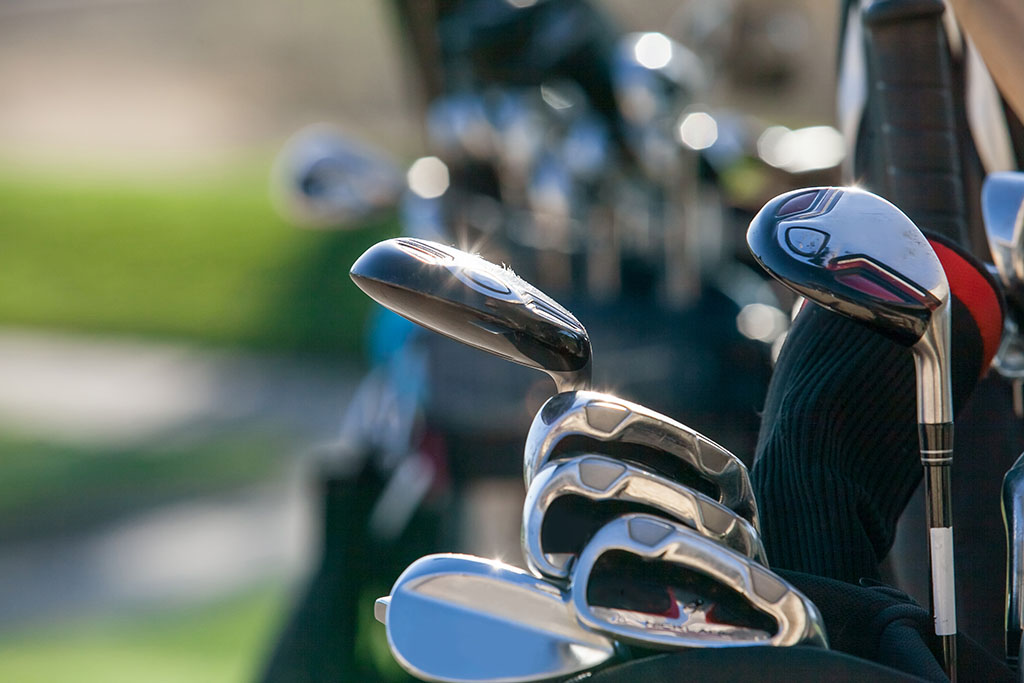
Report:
1003,452,1024,668
350,238,592,392
748,187,948,347
747,186,951,425
522,454,767,580
380,553,618,682
523,391,758,529
569,514,828,651
271,124,403,228
982,171,1024,290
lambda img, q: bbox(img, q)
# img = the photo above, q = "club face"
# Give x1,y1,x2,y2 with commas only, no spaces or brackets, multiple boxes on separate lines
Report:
350,238,592,392
1003,455,1024,665
570,514,828,650
522,454,767,580
982,171,1024,289
382,554,617,682
747,187,948,347
523,391,758,528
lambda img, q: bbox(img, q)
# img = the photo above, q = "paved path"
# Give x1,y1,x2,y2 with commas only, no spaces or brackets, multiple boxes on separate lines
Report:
0,328,361,629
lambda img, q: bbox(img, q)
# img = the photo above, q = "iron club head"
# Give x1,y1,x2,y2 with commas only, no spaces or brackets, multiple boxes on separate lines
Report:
350,238,592,392
569,514,828,651
523,391,758,528
379,553,618,682
522,454,767,581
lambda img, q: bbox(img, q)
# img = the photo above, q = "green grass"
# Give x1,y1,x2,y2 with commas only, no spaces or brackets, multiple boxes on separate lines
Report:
0,585,288,683
0,430,290,541
0,160,397,357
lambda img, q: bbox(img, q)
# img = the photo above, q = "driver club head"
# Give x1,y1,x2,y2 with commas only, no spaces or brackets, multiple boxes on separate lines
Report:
747,186,951,426
523,391,758,529
982,171,1024,290
378,553,619,682
569,514,828,651
522,454,766,581
350,238,592,393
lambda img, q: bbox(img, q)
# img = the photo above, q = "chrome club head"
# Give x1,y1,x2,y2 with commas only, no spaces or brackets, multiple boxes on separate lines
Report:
569,514,828,650
350,238,592,392
523,391,758,528
522,454,767,580
746,186,951,426
982,171,1024,289
272,124,403,228
379,553,618,682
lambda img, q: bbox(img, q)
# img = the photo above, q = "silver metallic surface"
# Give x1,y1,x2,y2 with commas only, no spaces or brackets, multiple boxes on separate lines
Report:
1004,453,1024,670
351,238,592,393
913,306,953,427
982,171,1024,286
522,454,767,580
570,514,828,650
523,390,758,529
382,553,617,683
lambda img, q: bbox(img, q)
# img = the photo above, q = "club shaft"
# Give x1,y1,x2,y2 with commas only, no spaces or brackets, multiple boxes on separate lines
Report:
920,422,956,681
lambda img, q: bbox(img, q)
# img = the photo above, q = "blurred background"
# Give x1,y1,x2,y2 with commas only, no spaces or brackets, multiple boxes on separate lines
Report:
0,0,837,681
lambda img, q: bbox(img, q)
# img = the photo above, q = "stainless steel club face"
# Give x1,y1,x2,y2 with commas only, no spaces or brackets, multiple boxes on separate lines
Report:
350,238,592,392
982,171,1024,288
379,553,618,683
1003,453,1024,669
522,454,766,580
747,186,951,426
523,391,758,529
569,514,828,651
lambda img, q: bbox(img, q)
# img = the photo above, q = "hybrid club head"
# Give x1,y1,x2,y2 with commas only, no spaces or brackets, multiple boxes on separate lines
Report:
350,238,592,392
569,514,828,651
747,186,951,426
378,553,619,682
982,171,1024,290
523,391,758,529
522,454,767,581
1003,452,1024,669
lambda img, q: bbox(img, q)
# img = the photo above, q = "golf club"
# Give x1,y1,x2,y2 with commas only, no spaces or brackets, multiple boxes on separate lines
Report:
376,553,619,682
747,186,955,675
350,237,592,393
522,453,766,581
523,390,758,529
1003,451,1024,674
982,171,1024,415
569,513,828,650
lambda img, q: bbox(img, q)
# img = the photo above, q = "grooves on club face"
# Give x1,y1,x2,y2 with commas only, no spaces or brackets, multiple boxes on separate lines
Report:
350,238,592,392
982,171,1024,289
746,186,947,348
522,454,767,581
570,514,828,651
382,554,617,683
523,391,759,529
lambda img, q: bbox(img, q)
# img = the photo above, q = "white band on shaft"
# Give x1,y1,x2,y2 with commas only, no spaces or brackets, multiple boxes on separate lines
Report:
930,526,957,636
